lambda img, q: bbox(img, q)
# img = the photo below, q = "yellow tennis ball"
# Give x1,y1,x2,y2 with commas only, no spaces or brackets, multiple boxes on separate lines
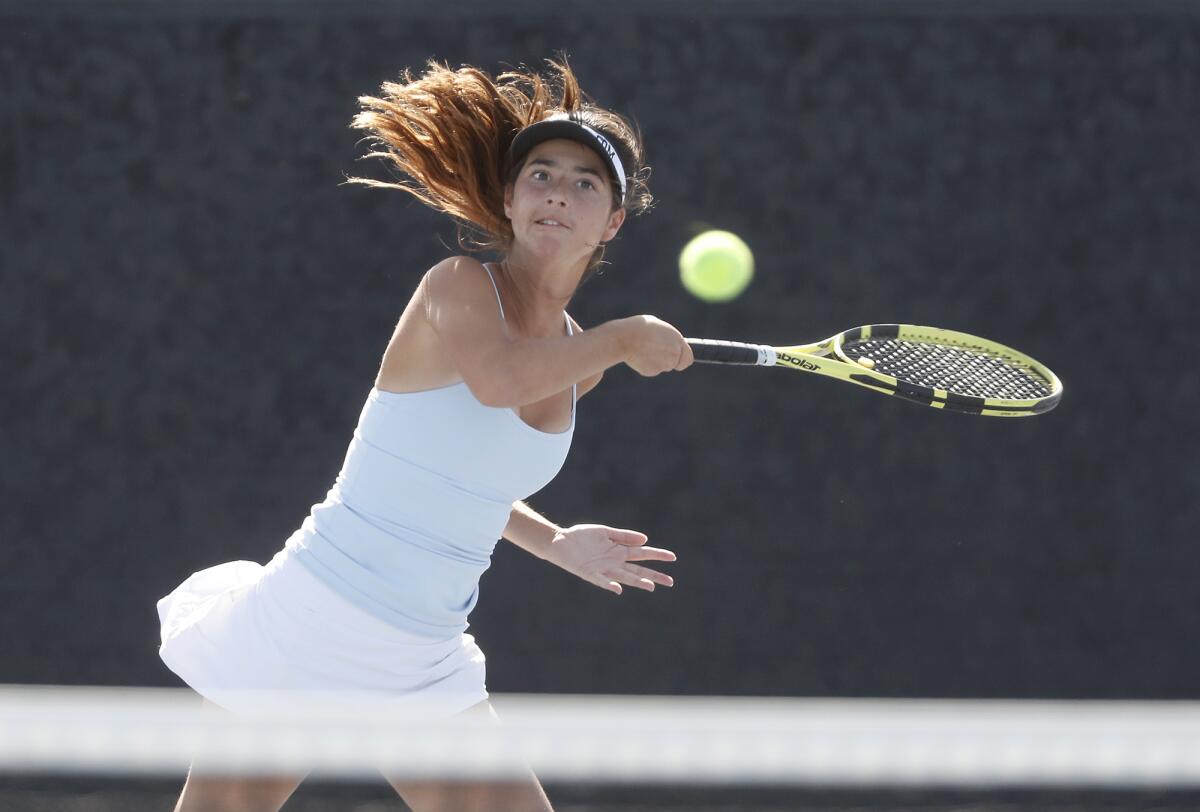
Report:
679,230,754,303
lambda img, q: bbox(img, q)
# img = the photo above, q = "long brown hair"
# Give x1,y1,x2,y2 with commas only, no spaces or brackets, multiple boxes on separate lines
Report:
344,56,651,328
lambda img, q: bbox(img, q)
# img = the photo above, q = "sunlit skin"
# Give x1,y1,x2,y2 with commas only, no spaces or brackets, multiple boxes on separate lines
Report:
502,139,626,336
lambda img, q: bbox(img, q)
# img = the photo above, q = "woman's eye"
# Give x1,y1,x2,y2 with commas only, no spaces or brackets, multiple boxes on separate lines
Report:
532,170,548,181
579,179,596,191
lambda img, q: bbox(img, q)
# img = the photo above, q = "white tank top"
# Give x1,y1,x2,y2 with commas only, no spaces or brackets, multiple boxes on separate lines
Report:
285,265,576,637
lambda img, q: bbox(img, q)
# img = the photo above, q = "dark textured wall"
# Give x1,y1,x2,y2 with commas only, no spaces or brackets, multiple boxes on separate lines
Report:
4,4,1198,700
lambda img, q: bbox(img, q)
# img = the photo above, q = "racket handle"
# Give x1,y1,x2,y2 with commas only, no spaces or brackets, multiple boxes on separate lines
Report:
687,339,773,366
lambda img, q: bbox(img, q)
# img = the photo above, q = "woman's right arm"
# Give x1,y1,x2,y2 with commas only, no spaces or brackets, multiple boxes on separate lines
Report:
422,256,692,409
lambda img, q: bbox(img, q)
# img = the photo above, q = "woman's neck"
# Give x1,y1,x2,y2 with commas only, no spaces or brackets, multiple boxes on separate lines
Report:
495,251,585,335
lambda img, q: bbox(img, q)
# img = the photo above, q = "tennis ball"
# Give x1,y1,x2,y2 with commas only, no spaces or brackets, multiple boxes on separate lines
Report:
679,230,754,303
857,357,876,369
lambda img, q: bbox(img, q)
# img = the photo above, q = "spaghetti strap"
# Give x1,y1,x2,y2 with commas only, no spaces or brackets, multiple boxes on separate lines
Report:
481,264,506,322
565,312,577,422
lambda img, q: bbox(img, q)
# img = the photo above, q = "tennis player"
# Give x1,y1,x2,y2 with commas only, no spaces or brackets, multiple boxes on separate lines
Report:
156,57,692,812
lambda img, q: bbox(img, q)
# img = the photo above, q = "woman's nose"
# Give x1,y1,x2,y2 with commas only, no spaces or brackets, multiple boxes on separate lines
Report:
545,178,569,205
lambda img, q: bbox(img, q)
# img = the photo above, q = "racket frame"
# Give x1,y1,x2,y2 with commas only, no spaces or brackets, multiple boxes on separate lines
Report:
689,324,1062,417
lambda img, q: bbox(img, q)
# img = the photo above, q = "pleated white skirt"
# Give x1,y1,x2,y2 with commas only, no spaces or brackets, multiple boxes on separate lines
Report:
157,544,488,718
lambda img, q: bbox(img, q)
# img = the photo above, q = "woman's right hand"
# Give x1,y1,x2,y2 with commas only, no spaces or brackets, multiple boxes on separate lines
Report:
616,315,694,376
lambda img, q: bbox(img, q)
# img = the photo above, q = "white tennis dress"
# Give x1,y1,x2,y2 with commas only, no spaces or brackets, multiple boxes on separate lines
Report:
157,265,575,717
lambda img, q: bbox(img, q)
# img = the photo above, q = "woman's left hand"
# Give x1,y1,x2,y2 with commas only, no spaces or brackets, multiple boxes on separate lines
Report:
543,524,676,595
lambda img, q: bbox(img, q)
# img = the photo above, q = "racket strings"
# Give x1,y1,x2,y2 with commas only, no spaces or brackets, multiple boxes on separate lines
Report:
843,338,1052,400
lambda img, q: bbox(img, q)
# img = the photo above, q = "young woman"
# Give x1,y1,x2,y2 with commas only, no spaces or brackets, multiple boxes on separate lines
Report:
156,56,693,812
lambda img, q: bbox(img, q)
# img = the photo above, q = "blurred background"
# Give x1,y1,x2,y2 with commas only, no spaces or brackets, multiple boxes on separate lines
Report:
3,0,1199,809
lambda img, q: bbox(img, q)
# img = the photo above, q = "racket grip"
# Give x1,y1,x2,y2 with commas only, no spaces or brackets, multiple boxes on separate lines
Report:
687,339,771,365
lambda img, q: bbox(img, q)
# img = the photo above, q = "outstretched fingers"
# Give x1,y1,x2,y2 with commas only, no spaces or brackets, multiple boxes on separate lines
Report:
602,568,655,592
624,562,674,588
607,528,650,546
602,563,674,592
623,545,676,563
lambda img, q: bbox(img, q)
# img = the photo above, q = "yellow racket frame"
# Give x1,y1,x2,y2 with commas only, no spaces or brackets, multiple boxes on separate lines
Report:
689,324,1063,417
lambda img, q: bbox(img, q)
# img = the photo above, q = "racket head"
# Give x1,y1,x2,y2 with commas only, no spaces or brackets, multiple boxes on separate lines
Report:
824,324,1062,416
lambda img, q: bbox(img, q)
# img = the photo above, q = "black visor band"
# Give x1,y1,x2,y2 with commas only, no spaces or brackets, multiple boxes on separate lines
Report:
507,112,627,201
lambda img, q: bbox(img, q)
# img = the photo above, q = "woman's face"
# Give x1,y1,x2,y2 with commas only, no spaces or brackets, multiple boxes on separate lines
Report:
503,138,625,267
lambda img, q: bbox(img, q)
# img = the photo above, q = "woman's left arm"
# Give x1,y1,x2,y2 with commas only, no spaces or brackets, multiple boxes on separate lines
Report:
502,501,676,595
502,500,562,561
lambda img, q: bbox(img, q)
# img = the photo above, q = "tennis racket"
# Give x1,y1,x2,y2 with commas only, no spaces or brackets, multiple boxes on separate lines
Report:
687,324,1062,417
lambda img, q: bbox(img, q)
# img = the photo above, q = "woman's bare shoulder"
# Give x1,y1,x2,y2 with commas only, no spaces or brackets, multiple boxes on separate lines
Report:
422,255,491,297
412,255,495,319
376,257,490,393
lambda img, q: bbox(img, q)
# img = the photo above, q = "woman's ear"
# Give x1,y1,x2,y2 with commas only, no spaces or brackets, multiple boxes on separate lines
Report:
502,182,514,220
601,207,626,242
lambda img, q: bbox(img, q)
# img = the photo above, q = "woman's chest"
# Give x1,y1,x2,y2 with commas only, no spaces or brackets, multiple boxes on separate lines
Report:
515,389,573,434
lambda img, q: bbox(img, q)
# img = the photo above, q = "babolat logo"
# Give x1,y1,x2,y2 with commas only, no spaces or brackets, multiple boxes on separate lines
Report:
779,354,819,371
